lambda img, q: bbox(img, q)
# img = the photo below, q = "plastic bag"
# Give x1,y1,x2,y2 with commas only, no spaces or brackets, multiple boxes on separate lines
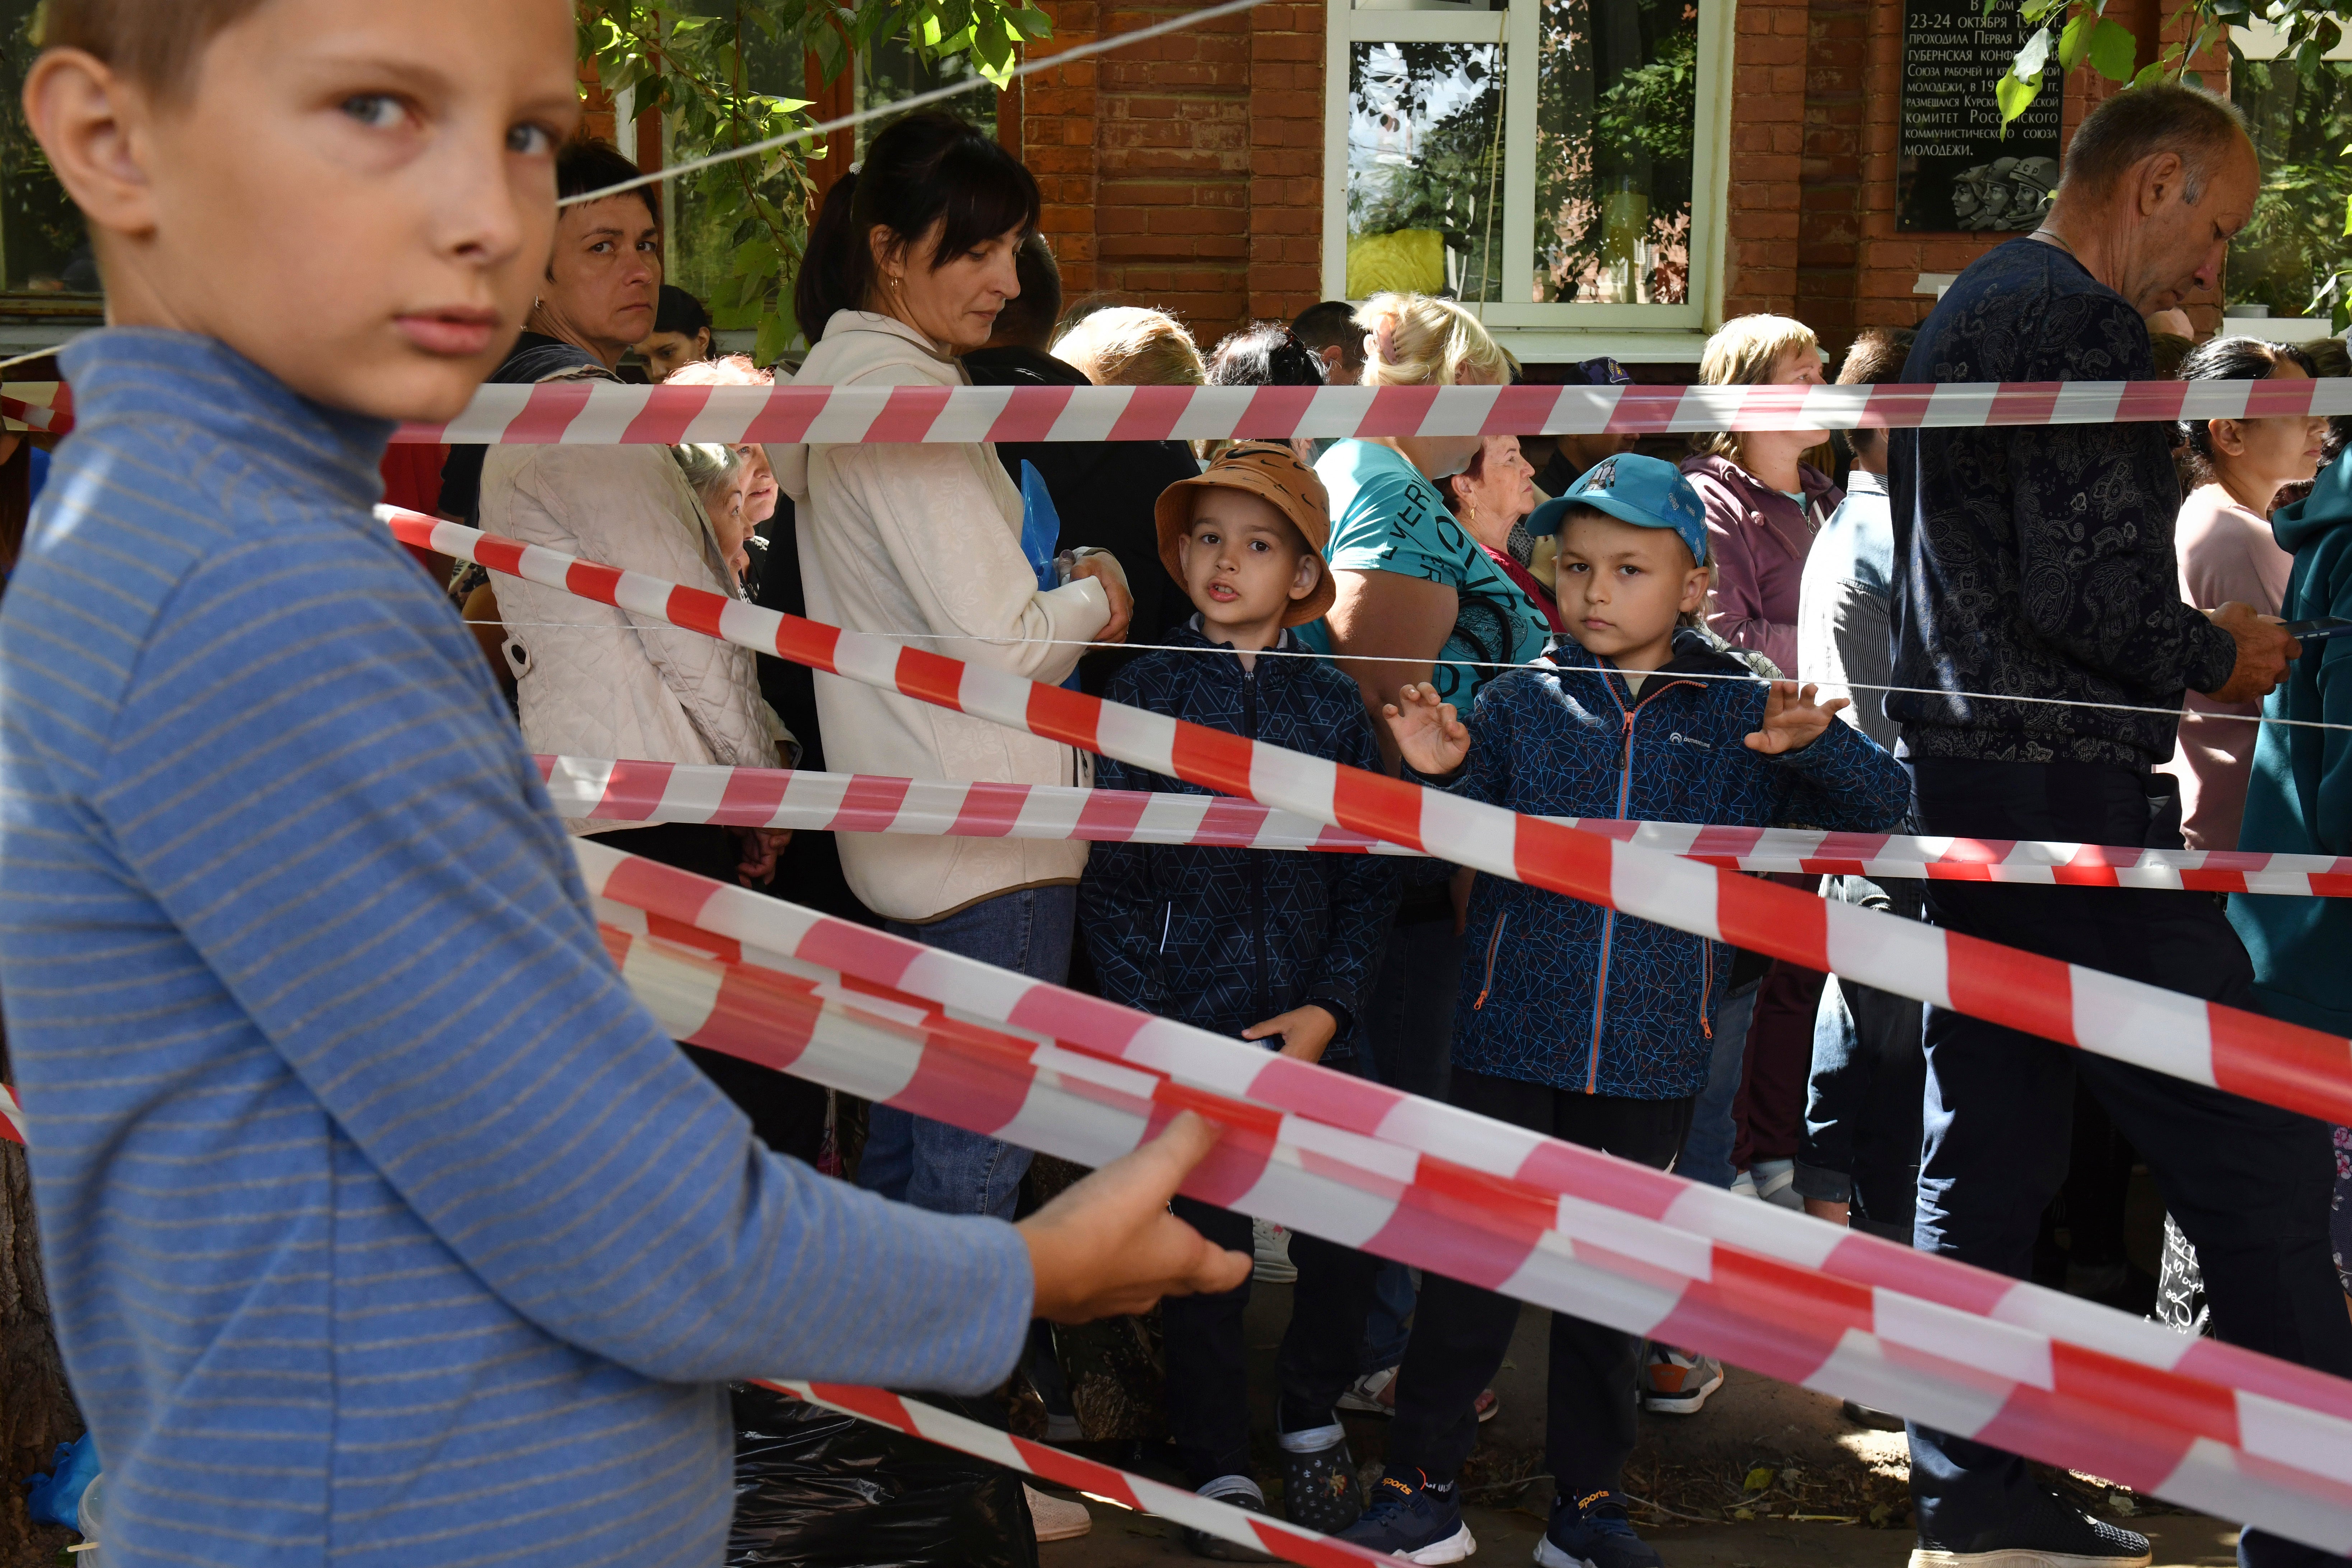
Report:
724,1384,1037,1568
24,1432,99,1531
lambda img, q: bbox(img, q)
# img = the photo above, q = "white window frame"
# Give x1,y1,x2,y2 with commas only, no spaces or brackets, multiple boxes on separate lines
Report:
1321,0,1734,360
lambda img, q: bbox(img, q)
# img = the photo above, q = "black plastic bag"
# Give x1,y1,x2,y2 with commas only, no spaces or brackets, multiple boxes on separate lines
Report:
725,1384,1039,1568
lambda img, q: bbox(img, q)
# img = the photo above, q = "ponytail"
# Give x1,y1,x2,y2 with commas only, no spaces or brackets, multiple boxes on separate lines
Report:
792,113,1041,338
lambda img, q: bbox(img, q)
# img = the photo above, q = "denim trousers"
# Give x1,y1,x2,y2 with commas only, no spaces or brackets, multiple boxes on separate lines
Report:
859,885,1077,1221
1905,760,2352,1568
1794,874,1925,1240
1676,978,1759,1189
1161,1198,1383,1485
1385,1069,1694,1496
1352,911,1464,1369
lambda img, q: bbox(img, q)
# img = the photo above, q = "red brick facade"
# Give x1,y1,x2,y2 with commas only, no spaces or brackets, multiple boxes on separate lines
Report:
1015,0,1326,338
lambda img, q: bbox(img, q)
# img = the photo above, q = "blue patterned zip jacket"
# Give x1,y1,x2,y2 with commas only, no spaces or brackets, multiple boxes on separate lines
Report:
1082,622,1401,1056
1411,630,1911,1098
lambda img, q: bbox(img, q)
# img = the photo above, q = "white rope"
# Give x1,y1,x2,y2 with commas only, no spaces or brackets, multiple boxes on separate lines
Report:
562,0,1277,207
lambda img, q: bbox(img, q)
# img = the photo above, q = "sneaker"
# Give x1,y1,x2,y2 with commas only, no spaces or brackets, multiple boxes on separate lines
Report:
1279,1430,1364,1535
1535,1490,1661,1568
1025,1483,1092,1542
1336,1470,1476,1564
1749,1157,1802,1210
1908,1495,2151,1567
1641,1344,1725,1414
1338,1367,1499,1423
1182,1477,1278,1562
1252,1218,1299,1284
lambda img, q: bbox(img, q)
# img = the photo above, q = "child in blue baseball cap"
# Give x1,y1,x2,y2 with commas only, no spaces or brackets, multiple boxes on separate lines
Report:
1338,451,1911,1568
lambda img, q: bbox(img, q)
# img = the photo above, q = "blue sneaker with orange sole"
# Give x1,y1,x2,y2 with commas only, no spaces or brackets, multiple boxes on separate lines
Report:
1534,1489,1661,1568
1336,1470,1476,1564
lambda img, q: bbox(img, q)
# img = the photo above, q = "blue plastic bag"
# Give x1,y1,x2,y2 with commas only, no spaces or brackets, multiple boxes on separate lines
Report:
24,1432,98,1531
1017,461,1061,592
1016,462,1084,692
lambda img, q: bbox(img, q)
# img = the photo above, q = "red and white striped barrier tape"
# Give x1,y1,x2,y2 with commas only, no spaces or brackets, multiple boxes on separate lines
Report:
0,1082,23,1145
760,1380,1389,1565
386,375,2352,446
385,505,2352,1127
584,865,2352,1553
539,753,2352,897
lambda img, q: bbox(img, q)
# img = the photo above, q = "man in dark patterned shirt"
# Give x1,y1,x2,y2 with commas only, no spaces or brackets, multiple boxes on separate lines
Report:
1890,85,2351,1568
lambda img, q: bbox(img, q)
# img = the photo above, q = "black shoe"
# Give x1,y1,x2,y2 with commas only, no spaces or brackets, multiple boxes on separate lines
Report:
1279,1434,1363,1535
1910,1497,2151,1567
1181,1479,1278,1561
1537,1489,1662,1568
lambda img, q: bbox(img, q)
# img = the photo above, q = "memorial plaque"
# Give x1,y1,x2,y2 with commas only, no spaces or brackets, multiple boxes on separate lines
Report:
1898,0,2062,233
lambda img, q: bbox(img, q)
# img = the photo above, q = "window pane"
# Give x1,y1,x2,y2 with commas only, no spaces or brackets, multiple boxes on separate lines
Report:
857,39,999,155
1533,0,1698,303
2229,55,2351,320
0,0,98,298
661,8,808,332
1345,42,1506,301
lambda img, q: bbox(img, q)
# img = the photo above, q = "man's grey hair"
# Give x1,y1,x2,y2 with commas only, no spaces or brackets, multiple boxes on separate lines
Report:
2058,82,2252,207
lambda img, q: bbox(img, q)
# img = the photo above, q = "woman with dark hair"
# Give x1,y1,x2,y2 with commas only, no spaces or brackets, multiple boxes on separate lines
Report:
1204,321,1325,465
778,115,1132,1347
2156,336,2327,852
638,284,715,382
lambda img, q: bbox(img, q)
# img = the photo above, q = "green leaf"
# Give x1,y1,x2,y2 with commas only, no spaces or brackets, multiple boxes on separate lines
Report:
2059,8,2096,70
733,235,783,280
2133,60,2169,84
1997,66,2047,124
2089,17,2138,78
755,309,797,368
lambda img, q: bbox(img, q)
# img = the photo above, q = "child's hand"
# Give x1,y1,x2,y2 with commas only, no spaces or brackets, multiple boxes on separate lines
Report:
1381,683,1470,775
1745,680,1851,754
1243,1005,1339,1063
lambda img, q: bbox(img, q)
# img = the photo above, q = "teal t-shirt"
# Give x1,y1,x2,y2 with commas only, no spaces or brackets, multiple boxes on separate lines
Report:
1296,439,1553,708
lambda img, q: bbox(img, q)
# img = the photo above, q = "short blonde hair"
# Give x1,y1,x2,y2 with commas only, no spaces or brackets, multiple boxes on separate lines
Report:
664,353,773,387
1053,308,1206,387
1355,293,1512,389
1694,314,1822,460
673,443,746,509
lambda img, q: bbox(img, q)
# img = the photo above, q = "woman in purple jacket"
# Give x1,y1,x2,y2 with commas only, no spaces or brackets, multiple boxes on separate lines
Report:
1680,314,1841,677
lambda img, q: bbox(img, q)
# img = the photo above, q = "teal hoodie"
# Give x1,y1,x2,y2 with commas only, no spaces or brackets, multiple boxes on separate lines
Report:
2228,451,2352,1034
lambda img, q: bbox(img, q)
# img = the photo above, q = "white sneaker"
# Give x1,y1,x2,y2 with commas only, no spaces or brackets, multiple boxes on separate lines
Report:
1026,1484,1092,1541
1749,1158,1802,1210
1252,1218,1298,1283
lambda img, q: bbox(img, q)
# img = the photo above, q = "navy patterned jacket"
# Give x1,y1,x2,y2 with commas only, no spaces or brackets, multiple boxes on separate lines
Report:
1413,630,1911,1098
1082,622,1401,1056
1887,238,2237,768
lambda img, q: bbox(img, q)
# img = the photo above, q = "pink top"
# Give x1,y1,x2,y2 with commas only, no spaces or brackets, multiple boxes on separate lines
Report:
1680,453,1841,677
2156,483,2296,851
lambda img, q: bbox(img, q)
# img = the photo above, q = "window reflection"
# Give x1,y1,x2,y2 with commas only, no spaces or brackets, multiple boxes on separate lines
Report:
0,0,99,300
1535,0,1696,303
1345,42,1505,301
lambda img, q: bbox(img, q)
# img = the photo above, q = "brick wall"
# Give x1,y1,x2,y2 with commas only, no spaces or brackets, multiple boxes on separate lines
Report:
1738,0,2232,361
1023,0,1325,348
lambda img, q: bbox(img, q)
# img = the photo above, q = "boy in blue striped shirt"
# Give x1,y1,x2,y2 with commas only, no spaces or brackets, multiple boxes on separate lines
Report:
0,6,1242,1567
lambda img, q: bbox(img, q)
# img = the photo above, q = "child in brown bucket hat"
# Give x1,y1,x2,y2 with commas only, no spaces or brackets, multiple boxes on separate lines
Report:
1084,440,1401,1549
1153,439,1337,636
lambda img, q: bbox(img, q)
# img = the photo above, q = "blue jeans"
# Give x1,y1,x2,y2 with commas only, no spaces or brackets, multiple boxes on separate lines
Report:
1795,876,1925,1240
1677,978,1759,1188
1352,911,1463,1371
1905,760,2351,1567
860,885,1077,1221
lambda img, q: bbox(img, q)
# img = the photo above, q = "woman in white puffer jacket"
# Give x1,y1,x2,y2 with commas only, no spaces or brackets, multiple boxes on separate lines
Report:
779,115,1131,1233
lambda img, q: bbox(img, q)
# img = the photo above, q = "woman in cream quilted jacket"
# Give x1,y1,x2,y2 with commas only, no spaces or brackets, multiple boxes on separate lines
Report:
779,114,1133,1232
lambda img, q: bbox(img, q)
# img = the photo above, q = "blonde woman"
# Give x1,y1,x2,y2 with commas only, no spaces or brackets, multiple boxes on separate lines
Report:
1680,314,1840,676
1051,305,1207,387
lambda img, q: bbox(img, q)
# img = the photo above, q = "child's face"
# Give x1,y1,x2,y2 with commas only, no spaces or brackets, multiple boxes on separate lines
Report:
1554,512,1710,670
1177,489,1320,650
28,0,580,422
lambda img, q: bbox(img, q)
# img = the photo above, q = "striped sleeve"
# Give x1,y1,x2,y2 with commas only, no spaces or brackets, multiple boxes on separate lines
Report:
91,533,1033,1391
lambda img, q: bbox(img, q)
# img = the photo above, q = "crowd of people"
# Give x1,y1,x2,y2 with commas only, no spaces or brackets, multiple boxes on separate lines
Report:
417,89,2352,1568
3,6,2349,1568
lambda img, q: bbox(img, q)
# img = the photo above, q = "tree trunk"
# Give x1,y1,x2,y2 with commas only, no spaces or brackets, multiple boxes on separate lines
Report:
1,1035,83,1565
